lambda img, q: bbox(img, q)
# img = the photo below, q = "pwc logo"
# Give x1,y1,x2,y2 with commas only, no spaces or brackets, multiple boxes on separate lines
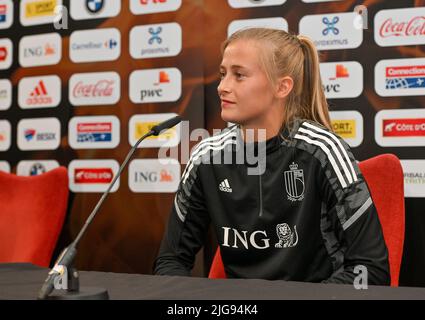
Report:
0,161,10,173
320,61,363,99
19,33,61,67
70,28,121,63
68,160,119,193
330,110,363,147
129,68,181,104
130,0,182,15
228,17,288,37
375,58,425,97
0,119,11,151
17,117,61,150
0,79,12,110
299,12,363,50
228,0,286,8
0,0,13,30
129,113,180,148
0,38,12,70
130,22,182,59
69,71,120,106
18,75,61,109
375,109,425,147
129,159,180,193
70,0,121,21
69,116,120,149
17,160,59,176
375,7,425,47
20,0,61,26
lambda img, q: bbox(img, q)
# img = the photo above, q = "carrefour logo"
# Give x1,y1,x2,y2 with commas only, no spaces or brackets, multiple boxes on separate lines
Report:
70,28,121,63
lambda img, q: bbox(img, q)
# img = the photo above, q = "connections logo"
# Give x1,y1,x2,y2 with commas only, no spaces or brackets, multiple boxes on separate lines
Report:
375,58,425,97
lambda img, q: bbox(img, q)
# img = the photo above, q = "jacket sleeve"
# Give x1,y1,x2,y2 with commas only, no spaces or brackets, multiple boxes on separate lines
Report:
318,138,390,286
153,160,210,276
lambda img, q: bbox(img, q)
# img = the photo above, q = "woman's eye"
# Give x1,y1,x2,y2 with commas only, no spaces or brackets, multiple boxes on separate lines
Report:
235,73,245,79
219,72,225,79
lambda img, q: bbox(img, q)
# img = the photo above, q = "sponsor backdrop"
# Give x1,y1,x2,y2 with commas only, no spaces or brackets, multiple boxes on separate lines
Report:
1,0,425,286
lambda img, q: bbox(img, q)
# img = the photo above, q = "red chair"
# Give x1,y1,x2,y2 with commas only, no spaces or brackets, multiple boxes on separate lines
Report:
0,167,69,267
209,154,405,287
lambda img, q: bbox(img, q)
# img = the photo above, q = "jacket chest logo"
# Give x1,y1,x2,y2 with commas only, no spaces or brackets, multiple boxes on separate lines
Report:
275,223,298,248
284,162,305,202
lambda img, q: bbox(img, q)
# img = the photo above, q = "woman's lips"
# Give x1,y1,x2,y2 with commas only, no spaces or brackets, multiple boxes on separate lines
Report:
221,99,236,108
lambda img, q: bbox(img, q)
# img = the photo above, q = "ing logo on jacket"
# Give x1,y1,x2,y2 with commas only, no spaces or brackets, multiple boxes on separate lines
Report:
221,224,299,250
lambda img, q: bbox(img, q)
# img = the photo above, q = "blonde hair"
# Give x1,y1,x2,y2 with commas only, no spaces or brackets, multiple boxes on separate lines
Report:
221,28,332,132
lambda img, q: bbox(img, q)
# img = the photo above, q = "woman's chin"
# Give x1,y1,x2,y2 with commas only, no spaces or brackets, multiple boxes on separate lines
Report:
221,110,239,124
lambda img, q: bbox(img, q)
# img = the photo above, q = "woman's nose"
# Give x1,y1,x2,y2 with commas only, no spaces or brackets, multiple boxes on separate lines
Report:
218,78,231,96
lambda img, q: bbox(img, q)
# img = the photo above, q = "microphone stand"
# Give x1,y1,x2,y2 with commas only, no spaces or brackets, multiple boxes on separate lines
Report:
37,115,182,300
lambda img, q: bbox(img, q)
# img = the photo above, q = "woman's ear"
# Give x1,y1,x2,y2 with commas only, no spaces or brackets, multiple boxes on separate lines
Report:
275,76,294,99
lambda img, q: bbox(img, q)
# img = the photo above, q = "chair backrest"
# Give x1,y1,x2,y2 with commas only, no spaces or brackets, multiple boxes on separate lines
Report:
0,167,69,267
209,154,405,286
358,154,405,287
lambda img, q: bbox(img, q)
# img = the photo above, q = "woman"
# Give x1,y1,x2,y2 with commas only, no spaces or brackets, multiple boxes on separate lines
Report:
154,28,390,284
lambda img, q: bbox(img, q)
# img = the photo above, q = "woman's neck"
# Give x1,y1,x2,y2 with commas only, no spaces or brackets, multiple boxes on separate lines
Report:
240,109,284,142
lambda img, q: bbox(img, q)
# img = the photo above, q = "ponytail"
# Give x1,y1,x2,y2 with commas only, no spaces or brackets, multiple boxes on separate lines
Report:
297,36,332,131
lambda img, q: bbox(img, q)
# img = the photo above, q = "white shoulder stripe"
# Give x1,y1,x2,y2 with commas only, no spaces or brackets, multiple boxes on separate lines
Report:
342,197,372,230
191,126,238,157
182,126,238,178
182,139,237,184
174,196,185,222
302,122,357,181
298,127,354,184
294,134,348,188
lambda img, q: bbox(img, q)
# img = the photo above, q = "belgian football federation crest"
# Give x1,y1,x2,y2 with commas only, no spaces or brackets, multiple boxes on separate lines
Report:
86,0,104,14
284,162,305,202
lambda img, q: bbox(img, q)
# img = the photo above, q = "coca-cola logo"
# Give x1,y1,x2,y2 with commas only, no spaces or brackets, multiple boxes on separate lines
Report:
379,17,425,38
72,80,115,98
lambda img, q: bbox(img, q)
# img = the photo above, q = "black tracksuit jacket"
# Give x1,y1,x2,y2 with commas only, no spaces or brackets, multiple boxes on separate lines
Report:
154,120,390,285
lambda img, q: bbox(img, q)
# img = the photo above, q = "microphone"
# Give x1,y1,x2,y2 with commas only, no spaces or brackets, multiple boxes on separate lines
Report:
37,115,182,300
150,115,182,136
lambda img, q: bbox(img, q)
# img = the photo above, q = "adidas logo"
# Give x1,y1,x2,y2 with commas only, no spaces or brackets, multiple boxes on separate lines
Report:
26,80,52,105
219,179,232,193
